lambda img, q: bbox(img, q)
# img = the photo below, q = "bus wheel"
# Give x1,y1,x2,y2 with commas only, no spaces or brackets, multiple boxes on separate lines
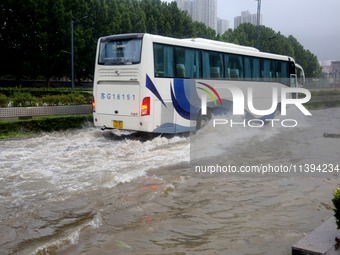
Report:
196,110,212,130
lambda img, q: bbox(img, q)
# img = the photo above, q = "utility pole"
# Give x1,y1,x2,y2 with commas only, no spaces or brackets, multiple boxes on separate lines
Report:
255,0,261,49
71,20,74,90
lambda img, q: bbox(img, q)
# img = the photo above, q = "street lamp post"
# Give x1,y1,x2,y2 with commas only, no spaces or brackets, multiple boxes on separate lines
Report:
255,0,261,49
71,16,87,90
257,35,277,46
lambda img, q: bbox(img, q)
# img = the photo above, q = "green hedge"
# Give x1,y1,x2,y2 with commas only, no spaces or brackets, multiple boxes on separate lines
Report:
333,188,340,229
0,92,90,107
0,87,92,97
0,93,10,107
311,90,340,96
0,115,93,139
0,87,92,107
305,99,340,110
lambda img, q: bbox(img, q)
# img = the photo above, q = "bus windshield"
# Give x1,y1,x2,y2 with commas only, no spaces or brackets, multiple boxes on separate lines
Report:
98,38,142,65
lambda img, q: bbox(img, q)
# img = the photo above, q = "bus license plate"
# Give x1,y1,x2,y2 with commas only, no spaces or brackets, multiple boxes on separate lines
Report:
113,121,123,129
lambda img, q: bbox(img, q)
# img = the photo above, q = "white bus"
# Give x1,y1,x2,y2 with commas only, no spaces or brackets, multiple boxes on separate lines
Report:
93,33,304,133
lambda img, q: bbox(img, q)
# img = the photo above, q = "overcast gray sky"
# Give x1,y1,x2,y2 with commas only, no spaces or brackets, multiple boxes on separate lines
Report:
164,0,340,62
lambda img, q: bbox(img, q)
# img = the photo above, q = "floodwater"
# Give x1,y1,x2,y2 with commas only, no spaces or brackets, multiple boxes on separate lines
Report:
0,107,339,255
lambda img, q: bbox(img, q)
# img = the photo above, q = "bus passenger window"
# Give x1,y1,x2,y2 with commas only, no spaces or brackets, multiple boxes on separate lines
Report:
278,61,289,85
153,43,174,78
230,69,240,79
202,51,223,79
262,59,271,80
209,52,223,79
252,58,260,80
175,47,185,78
174,47,201,78
176,64,186,78
210,67,220,78
269,60,276,81
225,54,243,79
202,51,210,78
224,55,230,78
244,57,252,80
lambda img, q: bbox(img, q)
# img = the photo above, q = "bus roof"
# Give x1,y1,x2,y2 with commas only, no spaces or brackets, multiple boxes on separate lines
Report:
181,38,260,53
99,33,294,63
145,33,294,63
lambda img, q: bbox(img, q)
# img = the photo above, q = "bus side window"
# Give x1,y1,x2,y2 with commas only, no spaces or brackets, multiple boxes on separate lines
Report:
202,51,223,79
175,47,202,78
176,64,186,78
175,47,185,78
194,50,201,78
227,54,243,79
262,59,271,81
209,52,223,79
153,44,163,77
252,58,260,80
280,61,289,85
153,43,174,78
244,57,252,80
202,51,210,79
224,54,230,79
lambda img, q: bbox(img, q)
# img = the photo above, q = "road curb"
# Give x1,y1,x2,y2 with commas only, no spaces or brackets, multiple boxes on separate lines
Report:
292,217,340,255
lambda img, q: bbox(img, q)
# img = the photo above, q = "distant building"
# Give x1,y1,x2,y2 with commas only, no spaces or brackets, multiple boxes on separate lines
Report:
331,61,340,84
217,18,229,35
176,0,222,32
321,65,332,80
323,61,340,85
234,10,262,29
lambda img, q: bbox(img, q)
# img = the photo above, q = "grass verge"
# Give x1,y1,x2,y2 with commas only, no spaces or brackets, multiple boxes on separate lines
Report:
310,89,340,96
305,99,340,110
0,115,93,139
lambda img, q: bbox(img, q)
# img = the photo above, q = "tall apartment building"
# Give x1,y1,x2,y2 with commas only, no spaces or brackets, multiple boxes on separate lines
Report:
217,18,229,35
176,0,227,33
234,10,262,29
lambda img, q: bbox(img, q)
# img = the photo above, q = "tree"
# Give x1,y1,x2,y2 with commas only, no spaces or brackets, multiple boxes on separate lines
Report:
131,1,147,33
0,0,69,84
287,35,321,77
36,0,69,85
221,23,321,78
0,0,321,85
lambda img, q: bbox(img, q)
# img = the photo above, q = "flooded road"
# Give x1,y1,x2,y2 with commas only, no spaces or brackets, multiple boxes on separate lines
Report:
0,107,339,255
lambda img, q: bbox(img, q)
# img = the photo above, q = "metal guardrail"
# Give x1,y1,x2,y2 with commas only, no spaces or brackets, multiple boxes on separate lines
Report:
0,105,92,120
1,95,339,121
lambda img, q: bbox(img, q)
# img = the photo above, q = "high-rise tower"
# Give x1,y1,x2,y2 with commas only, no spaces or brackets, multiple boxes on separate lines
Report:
175,0,220,32
234,10,262,29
